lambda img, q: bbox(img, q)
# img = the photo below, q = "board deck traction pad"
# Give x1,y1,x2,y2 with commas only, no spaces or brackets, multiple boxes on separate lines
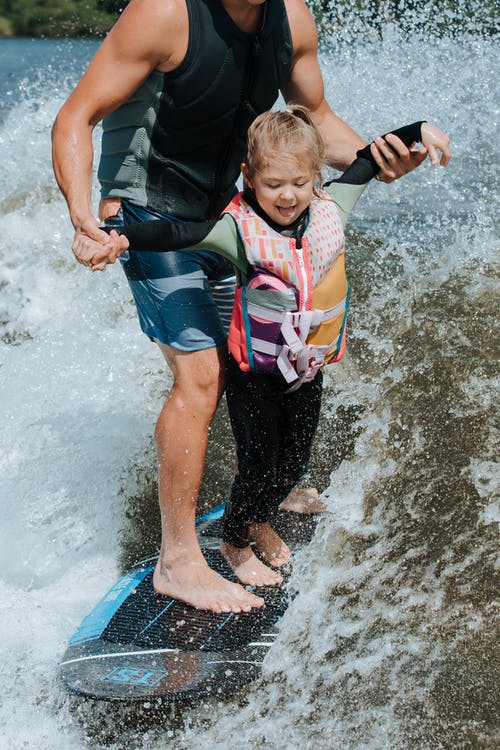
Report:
59,503,317,702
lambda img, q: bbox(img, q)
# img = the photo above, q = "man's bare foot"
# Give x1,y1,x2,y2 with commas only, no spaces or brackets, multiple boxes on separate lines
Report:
279,487,327,514
153,550,264,613
249,522,291,568
220,541,283,587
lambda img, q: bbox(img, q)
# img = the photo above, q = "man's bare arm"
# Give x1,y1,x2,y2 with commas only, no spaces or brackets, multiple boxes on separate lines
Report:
282,0,364,170
51,0,188,268
282,0,451,180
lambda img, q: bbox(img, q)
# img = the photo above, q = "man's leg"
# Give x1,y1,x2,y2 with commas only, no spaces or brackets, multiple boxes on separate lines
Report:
107,202,262,611
153,342,264,612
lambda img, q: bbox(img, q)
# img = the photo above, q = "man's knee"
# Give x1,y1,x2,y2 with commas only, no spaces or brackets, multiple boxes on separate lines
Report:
182,366,225,417
159,342,227,417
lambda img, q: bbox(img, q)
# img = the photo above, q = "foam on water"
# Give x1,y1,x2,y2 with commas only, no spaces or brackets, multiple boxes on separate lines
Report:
0,17,498,750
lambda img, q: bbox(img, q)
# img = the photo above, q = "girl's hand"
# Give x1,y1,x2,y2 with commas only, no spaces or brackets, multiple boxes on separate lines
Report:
90,230,129,271
421,122,451,167
72,217,113,269
370,122,451,181
108,229,130,254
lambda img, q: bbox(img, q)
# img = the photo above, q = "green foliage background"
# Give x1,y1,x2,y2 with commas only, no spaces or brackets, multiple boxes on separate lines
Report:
0,0,123,37
0,0,496,38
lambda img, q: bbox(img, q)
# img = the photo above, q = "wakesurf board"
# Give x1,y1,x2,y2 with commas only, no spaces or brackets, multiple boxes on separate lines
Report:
59,503,317,702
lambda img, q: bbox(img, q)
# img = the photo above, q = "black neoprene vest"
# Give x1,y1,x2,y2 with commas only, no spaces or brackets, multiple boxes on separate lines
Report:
98,0,293,220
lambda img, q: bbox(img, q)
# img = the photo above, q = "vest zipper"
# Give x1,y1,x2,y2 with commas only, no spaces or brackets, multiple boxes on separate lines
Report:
292,241,311,311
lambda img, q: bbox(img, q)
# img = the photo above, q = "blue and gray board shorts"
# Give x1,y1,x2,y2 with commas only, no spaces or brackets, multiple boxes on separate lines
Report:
105,199,236,351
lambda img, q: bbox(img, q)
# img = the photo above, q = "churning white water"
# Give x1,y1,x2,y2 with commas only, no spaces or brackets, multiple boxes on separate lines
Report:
0,12,498,750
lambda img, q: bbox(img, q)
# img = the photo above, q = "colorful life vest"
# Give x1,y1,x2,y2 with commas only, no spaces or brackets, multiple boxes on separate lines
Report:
227,193,349,388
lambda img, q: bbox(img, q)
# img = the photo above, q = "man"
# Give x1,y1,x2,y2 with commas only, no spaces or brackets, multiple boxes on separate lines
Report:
52,0,450,613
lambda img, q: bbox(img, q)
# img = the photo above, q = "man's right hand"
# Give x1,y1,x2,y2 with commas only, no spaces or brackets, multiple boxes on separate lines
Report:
71,217,118,272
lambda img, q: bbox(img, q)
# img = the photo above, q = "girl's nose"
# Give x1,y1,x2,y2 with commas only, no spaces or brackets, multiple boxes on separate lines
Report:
279,185,294,201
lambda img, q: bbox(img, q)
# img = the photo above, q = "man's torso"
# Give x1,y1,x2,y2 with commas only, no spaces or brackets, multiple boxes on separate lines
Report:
98,0,293,220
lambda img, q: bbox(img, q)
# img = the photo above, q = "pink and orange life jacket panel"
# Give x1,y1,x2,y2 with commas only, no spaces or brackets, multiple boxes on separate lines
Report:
226,192,349,386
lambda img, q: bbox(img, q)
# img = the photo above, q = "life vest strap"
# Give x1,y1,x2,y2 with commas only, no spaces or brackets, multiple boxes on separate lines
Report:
245,297,348,388
250,338,280,356
246,297,347,334
277,346,301,384
249,339,300,383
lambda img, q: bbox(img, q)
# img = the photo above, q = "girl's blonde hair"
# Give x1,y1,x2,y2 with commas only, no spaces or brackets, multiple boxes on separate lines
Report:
245,104,326,181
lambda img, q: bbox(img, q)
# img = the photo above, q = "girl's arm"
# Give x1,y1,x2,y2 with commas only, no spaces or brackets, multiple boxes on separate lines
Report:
103,211,248,271
325,122,450,227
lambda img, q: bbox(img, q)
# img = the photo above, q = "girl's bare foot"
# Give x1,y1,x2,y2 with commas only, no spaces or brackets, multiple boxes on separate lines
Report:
279,487,327,514
249,522,291,568
220,541,283,586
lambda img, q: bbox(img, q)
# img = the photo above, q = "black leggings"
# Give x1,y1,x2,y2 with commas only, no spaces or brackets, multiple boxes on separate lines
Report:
221,356,323,548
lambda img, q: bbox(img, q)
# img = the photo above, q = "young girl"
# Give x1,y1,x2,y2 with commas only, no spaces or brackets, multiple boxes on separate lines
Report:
104,107,447,590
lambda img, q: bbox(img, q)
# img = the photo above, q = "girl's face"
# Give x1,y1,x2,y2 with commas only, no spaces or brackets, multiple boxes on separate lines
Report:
242,152,316,226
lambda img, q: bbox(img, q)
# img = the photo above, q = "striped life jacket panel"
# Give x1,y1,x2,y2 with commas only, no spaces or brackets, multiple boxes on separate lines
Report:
226,193,349,386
